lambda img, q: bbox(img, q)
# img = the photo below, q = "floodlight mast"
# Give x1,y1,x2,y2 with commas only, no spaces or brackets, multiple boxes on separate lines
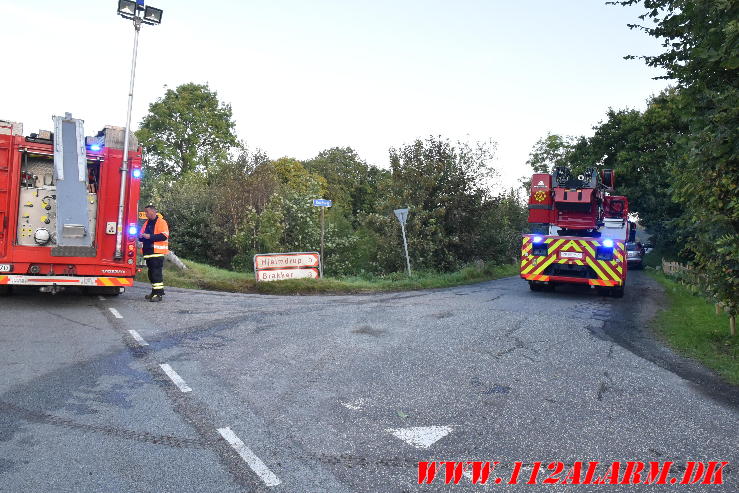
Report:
114,1,162,259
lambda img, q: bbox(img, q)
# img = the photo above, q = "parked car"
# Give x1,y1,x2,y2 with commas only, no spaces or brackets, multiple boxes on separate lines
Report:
626,242,645,269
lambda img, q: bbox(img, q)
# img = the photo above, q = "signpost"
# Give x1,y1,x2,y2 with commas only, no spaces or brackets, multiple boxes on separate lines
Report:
394,208,411,277
312,199,332,278
253,252,321,282
256,268,319,282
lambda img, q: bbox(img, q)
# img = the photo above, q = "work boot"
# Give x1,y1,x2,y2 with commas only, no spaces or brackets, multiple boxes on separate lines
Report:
144,292,155,300
149,294,163,302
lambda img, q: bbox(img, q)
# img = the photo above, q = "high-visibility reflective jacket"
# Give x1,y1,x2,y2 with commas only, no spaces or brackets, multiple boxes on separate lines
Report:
140,216,170,257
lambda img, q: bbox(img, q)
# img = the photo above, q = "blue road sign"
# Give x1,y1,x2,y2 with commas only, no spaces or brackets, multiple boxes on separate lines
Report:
313,199,332,207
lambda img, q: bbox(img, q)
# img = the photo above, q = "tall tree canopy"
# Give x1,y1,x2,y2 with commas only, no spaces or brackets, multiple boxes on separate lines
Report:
564,90,687,245
137,83,238,177
612,0,738,315
304,147,389,219
526,133,581,174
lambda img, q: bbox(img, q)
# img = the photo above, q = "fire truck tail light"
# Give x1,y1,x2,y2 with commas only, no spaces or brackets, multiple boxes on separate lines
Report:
132,169,142,178
128,225,137,236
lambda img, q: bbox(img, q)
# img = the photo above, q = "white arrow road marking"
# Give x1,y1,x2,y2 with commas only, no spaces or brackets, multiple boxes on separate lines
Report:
108,307,123,319
386,426,452,449
128,329,149,346
340,399,364,410
217,427,281,487
159,363,192,393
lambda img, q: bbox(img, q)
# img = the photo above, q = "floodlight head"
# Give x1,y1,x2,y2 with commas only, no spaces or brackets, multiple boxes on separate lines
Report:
143,5,163,24
117,0,137,18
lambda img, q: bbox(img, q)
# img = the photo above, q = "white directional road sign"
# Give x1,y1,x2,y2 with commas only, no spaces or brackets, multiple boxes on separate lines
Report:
313,199,332,207
253,252,322,282
254,252,320,270
256,268,319,282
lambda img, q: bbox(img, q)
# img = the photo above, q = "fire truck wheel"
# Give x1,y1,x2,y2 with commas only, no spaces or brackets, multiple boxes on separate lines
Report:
529,281,541,292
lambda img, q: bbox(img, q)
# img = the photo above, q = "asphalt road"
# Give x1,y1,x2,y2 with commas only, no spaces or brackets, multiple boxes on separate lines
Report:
1,272,737,492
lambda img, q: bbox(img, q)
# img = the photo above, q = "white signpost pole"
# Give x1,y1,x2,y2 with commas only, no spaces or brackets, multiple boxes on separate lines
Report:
394,208,411,277
320,206,325,278
312,199,332,278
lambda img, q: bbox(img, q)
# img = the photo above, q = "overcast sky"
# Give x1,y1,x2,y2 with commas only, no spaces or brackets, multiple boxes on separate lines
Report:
1,1,668,189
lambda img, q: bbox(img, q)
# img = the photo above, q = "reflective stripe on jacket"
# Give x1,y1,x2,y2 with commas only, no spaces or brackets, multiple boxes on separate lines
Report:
141,217,170,257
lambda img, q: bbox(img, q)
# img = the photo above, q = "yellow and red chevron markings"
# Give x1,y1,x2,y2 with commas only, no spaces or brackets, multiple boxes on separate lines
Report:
520,235,625,285
95,277,134,287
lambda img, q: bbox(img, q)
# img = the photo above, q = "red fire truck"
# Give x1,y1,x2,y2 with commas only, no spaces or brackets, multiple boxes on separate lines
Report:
0,114,142,295
520,167,631,297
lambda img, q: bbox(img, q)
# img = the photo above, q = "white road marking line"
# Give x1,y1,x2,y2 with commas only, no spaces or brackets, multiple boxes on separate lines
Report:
108,307,123,319
98,295,106,301
217,427,281,487
386,426,452,449
128,329,149,346
159,363,192,393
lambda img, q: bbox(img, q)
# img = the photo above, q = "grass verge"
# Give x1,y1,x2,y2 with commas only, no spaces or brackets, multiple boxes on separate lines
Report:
136,259,519,295
647,269,738,385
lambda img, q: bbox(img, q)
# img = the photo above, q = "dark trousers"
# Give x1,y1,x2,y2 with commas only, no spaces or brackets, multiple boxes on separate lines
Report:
145,256,165,294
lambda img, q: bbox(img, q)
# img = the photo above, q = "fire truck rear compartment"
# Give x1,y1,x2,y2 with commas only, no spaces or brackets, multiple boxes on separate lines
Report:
16,155,99,252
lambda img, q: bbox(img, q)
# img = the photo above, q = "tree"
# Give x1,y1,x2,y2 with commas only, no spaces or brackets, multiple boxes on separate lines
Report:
565,90,688,251
381,136,499,271
612,0,738,322
526,133,582,174
137,83,238,177
304,147,389,219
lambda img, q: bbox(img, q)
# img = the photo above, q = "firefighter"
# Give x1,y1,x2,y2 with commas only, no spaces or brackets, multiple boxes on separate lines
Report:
138,204,170,302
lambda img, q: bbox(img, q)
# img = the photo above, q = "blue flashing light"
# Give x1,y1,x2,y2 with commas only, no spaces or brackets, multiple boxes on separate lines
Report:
603,239,614,248
533,236,543,244
128,225,138,236
90,144,102,151
132,168,142,178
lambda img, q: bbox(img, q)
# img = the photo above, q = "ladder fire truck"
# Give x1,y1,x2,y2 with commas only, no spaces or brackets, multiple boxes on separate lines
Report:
520,167,632,297
0,114,142,295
